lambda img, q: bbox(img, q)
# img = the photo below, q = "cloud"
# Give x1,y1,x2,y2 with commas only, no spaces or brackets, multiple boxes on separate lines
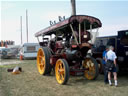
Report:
1,2,15,11
99,24,128,36
1,18,25,44
98,16,128,37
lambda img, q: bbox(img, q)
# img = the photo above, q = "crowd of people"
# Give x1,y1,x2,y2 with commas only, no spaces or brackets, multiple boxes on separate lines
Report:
0,40,14,47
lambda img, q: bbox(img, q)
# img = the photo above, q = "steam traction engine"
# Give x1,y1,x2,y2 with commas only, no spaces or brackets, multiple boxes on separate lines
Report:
35,15,102,84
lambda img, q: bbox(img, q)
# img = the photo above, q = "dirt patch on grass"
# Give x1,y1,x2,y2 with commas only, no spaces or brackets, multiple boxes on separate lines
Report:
0,59,24,66
0,60,128,96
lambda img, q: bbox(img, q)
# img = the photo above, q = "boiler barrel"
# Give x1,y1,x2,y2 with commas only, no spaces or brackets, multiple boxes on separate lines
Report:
66,50,81,61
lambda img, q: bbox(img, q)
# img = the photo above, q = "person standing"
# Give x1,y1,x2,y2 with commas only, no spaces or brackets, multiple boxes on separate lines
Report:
106,46,118,87
102,46,109,84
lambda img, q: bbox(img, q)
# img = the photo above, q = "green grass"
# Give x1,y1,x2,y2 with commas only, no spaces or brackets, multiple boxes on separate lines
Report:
0,59,128,96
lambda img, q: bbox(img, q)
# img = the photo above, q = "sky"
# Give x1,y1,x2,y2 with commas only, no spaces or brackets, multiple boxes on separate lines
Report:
1,0,128,45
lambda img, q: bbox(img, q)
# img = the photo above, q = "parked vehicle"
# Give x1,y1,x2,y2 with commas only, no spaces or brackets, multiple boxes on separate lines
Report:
19,43,40,59
0,47,15,59
8,45,21,58
35,15,102,84
92,30,128,73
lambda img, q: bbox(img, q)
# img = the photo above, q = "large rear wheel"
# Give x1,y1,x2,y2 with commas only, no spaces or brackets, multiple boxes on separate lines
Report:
83,57,99,80
55,59,69,85
37,47,51,75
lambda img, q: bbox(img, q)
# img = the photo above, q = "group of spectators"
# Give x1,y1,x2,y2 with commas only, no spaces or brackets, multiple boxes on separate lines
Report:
0,40,14,47
102,46,118,87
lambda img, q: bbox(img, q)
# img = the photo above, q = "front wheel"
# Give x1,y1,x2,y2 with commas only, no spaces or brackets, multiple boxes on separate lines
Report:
83,57,99,80
55,59,69,85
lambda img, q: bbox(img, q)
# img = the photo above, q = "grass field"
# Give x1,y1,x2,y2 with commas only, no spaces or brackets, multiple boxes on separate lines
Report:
0,59,128,96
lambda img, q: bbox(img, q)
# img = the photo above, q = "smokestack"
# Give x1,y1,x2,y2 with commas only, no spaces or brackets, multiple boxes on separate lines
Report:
71,0,76,15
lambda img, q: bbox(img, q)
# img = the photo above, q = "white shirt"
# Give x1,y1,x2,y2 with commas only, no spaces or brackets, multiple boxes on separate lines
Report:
106,50,117,61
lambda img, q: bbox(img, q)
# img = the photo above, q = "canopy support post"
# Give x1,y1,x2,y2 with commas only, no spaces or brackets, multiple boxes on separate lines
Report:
90,24,92,33
90,24,93,43
84,21,86,32
79,23,81,44
70,24,79,45
42,35,44,42
37,37,39,43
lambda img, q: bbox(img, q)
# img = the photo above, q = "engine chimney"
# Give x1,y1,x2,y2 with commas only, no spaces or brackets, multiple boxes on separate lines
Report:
71,0,76,15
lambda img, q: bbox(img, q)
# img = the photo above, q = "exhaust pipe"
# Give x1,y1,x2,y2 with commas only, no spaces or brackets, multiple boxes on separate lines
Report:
71,0,76,15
